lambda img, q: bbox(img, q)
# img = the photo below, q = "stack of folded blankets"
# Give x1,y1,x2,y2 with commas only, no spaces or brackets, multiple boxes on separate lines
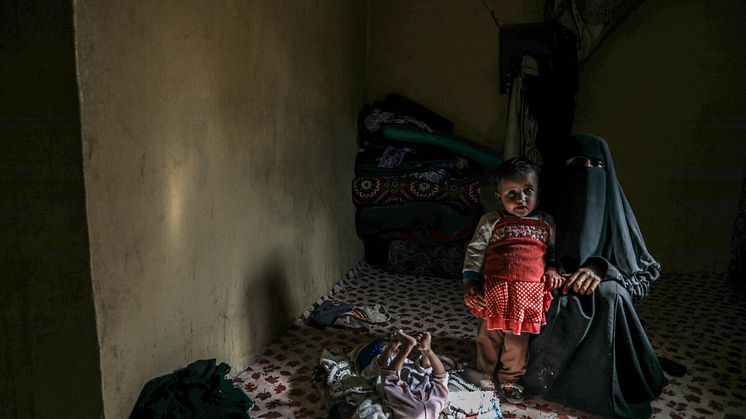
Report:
352,94,502,278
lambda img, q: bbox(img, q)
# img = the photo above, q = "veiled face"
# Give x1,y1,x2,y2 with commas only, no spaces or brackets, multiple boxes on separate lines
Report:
496,172,539,218
554,157,607,268
566,156,605,168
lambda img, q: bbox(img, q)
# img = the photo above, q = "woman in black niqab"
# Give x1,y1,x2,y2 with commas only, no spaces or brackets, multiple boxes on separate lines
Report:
521,133,666,418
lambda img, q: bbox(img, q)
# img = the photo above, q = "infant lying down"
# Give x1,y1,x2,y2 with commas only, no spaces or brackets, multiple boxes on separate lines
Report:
377,330,449,419
316,331,501,419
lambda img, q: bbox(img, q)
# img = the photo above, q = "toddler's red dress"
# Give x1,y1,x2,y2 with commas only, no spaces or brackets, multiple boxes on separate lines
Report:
471,213,553,334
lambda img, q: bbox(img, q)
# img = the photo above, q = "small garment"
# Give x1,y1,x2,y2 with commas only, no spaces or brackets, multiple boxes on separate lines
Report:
376,147,411,169
364,108,434,133
308,300,355,329
340,304,391,325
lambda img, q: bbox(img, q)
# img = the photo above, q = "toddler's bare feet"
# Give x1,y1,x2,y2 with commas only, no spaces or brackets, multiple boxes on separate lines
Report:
416,332,432,352
396,329,417,350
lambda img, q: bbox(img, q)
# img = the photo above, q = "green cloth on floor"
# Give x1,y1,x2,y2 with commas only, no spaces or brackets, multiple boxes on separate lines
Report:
130,358,253,419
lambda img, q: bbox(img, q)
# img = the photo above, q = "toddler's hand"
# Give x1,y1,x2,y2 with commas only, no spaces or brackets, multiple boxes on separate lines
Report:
463,281,485,311
543,268,563,290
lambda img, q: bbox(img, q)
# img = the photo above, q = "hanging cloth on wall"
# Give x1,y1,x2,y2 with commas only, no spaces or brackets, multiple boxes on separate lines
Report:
503,55,541,165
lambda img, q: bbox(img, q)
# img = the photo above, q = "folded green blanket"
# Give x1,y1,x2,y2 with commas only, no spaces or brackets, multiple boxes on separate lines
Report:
381,125,502,168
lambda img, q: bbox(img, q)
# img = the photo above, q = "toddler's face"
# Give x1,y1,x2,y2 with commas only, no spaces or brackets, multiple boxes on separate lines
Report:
496,172,539,217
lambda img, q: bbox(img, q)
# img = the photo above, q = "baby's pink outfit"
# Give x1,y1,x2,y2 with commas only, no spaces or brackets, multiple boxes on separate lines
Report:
380,366,449,419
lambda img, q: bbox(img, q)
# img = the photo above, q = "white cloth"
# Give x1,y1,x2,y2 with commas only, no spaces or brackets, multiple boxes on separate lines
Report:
504,55,541,166
440,372,502,419
353,399,390,419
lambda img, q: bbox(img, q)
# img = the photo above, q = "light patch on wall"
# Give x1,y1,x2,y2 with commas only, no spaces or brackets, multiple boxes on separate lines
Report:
167,171,185,243
165,147,193,246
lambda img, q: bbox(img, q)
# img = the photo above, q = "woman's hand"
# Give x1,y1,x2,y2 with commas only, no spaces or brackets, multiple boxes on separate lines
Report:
562,266,602,295
543,268,564,290
463,281,485,311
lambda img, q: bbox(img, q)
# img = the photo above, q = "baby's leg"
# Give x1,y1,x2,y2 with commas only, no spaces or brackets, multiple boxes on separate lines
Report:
417,332,446,375
388,330,416,372
416,332,432,369
376,336,401,369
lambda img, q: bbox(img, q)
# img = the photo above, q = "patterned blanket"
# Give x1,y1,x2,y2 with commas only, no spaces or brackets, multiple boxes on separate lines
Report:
352,176,481,212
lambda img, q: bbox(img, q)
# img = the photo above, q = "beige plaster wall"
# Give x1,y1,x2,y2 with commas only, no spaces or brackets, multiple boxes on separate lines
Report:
74,1,366,416
0,1,103,418
366,0,543,148
573,0,746,272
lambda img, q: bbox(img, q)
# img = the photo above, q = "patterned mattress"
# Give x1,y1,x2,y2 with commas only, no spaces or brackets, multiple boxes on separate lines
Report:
234,264,746,418
352,176,481,212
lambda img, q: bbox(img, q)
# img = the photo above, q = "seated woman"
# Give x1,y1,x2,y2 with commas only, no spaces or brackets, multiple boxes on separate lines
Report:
520,133,667,418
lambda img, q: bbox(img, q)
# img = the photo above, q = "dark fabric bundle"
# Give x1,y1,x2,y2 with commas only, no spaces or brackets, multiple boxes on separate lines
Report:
308,300,355,330
352,93,492,275
375,93,455,131
385,239,466,279
130,359,253,419
354,146,464,177
355,201,481,247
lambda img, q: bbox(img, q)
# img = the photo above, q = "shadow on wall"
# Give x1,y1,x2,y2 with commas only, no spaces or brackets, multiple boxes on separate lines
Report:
246,253,296,345
728,177,746,295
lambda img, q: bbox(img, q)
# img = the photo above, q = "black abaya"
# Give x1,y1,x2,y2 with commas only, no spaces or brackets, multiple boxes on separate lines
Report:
521,134,666,418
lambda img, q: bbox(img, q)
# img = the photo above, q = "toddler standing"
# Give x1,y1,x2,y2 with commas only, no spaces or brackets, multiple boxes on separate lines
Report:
462,158,563,403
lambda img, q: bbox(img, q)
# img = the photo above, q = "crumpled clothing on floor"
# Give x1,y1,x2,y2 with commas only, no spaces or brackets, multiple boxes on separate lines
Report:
130,358,254,419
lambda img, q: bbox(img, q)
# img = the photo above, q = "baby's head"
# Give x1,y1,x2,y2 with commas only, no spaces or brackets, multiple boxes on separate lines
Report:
494,158,540,217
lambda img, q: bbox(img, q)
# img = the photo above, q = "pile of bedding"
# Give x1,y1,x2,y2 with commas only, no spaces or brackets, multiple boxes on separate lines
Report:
352,94,502,278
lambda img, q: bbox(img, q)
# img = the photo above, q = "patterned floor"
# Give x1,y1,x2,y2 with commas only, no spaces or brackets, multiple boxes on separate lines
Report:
234,263,746,418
